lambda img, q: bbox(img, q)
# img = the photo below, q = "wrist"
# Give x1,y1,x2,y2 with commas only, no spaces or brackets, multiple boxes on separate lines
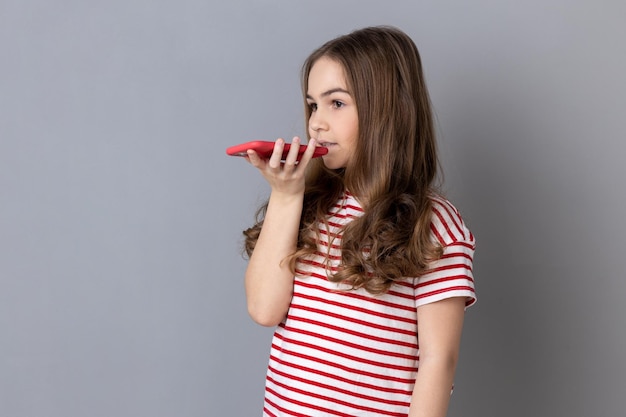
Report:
268,190,304,206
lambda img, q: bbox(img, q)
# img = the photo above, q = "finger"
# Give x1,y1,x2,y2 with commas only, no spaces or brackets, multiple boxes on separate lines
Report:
268,138,285,169
283,136,301,168
246,149,265,168
296,138,318,169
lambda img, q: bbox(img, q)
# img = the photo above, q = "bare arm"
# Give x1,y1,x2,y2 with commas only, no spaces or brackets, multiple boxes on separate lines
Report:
244,137,318,326
409,297,467,417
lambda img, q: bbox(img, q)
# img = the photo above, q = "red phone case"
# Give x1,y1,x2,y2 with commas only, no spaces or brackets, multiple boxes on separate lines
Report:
226,140,328,160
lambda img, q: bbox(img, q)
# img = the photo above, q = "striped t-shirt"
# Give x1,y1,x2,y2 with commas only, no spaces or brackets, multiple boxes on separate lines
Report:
263,191,476,417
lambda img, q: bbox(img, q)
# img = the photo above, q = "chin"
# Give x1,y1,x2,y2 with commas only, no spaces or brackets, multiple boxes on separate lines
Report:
321,159,347,170
322,152,351,169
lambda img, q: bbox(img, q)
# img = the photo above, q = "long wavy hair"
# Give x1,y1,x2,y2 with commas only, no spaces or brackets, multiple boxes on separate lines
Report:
244,26,443,294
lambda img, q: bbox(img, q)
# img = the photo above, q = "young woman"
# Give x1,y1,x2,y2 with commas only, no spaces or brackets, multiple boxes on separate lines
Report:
241,26,476,417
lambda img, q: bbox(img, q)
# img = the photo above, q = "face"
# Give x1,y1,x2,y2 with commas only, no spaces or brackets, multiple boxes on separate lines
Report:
306,57,358,170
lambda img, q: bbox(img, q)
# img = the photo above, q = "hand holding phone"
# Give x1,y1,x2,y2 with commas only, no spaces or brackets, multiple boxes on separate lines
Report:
226,140,328,161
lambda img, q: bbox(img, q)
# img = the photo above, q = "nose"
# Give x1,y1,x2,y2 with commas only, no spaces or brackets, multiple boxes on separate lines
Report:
309,110,328,134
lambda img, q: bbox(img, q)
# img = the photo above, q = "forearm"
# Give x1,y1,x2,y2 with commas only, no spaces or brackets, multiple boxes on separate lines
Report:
245,191,303,326
408,356,458,417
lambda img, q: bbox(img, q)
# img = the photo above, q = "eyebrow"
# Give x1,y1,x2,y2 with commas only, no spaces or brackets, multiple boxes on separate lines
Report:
306,88,351,100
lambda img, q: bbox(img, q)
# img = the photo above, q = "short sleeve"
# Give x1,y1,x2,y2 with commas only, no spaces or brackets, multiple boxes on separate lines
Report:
414,197,477,308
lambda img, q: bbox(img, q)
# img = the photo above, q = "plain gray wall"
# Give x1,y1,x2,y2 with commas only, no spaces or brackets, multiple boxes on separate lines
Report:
1,1,624,416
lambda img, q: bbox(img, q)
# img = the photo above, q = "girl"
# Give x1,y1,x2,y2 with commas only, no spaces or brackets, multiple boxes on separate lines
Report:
242,26,476,417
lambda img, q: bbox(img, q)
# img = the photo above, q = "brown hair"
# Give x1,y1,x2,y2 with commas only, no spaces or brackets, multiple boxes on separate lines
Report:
244,26,443,294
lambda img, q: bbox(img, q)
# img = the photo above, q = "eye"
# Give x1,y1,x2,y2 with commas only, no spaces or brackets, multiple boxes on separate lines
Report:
308,102,318,111
332,100,345,109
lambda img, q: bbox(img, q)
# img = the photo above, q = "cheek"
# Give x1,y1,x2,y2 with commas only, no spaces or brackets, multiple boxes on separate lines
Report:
349,116,359,139
349,111,358,131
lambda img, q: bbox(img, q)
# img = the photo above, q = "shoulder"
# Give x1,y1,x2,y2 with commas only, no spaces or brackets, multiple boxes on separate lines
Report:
416,195,477,308
342,190,365,216
429,195,475,248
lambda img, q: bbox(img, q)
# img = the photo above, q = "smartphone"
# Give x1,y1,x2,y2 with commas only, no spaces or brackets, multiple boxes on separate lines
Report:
226,140,328,161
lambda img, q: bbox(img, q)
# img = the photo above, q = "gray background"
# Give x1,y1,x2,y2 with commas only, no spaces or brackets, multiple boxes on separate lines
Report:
1,1,624,416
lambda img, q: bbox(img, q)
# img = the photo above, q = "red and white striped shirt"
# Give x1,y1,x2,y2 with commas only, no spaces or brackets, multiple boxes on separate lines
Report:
263,191,476,417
